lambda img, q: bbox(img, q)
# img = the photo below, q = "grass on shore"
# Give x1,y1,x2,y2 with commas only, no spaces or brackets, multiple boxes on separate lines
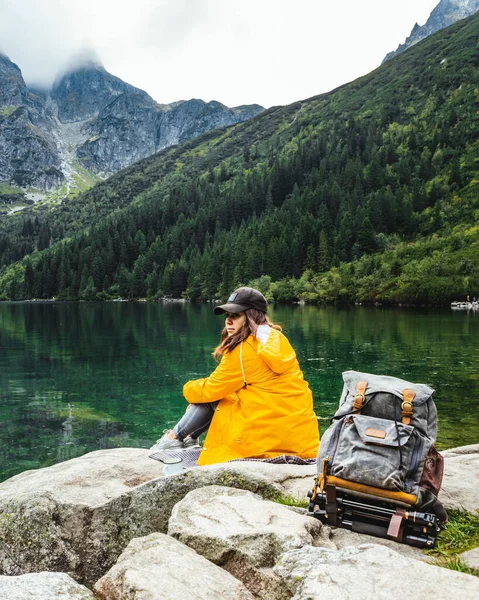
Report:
427,509,479,575
271,492,309,509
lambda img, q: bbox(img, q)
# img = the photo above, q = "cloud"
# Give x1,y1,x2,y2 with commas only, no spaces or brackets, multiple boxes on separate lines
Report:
138,0,212,53
0,0,440,107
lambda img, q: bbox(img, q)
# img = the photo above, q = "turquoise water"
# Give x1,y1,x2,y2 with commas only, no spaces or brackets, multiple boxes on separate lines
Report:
0,302,477,482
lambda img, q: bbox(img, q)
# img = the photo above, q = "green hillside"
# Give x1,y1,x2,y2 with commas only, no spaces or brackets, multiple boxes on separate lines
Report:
0,13,478,303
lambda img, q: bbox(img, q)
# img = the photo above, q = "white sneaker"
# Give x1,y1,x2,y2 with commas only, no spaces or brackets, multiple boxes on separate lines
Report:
149,430,184,451
149,431,199,451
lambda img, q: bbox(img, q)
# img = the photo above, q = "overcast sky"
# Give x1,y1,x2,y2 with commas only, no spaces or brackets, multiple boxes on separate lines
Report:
0,0,440,108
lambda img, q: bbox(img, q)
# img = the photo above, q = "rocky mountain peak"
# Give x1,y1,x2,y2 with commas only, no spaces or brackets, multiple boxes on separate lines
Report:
51,58,144,123
383,0,479,62
0,50,264,199
0,52,29,108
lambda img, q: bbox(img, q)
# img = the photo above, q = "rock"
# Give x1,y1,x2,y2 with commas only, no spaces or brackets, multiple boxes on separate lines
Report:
0,450,289,586
0,448,163,583
323,524,435,563
383,0,479,63
267,462,316,500
274,544,479,600
441,443,479,457
0,447,163,505
0,53,29,108
459,547,479,571
94,532,255,600
1,444,478,589
167,485,329,600
77,94,264,175
0,572,94,599
87,461,298,587
440,444,479,513
51,62,139,123
0,53,64,190
0,105,63,190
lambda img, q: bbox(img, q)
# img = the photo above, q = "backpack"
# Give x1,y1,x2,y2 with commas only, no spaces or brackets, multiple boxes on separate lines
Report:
309,371,446,547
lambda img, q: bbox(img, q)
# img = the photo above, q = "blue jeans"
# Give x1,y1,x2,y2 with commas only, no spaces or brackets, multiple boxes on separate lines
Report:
173,401,219,440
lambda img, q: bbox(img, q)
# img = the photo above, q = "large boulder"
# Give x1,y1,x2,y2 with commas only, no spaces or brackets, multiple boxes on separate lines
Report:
0,450,294,585
0,448,162,583
274,544,479,600
440,444,479,513
94,532,255,600
0,572,94,599
167,485,329,600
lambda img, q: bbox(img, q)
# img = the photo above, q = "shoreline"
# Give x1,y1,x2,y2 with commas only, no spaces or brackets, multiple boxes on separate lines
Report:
0,297,474,310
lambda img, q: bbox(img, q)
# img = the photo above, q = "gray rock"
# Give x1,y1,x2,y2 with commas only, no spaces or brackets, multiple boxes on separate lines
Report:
0,572,94,599
459,546,479,571
383,0,479,63
0,448,162,584
0,107,63,190
440,444,479,513
323,524,435,563
51,63,140,123
0,447,163,505
168,485,328,600
0,53,64,191
0,53,29,108
0,450,285,586
94,532,255,600
267,462,316,500
274,544,479,600
77,93,264,176
441,443,479,457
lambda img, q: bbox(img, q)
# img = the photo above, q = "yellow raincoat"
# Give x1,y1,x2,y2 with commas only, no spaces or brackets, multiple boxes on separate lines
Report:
183,328,320,466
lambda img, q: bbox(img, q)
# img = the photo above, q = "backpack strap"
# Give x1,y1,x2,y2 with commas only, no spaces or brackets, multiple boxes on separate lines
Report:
352,380,368,411
402,389,416,425
387,508,406,539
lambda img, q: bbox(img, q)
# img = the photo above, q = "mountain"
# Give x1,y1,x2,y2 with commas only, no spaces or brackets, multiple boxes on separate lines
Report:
0,12,477,304
383,0,479,62
0,53,263,205
0,53,64,192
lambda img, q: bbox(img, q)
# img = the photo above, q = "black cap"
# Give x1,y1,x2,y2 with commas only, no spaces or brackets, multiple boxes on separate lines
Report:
214,287,268,315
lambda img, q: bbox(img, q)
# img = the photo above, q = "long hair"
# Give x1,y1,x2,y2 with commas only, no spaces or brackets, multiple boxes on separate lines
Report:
213,308,282,360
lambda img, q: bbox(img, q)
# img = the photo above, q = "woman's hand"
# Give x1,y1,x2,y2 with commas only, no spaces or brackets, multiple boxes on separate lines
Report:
255,324,271,345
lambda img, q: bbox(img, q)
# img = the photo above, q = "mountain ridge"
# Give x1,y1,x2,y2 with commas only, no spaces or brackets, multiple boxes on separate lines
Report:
383,0,479,62
0,52,263,206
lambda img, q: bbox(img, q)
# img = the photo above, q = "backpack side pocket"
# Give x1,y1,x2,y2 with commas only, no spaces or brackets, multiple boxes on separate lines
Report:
419,445,444,495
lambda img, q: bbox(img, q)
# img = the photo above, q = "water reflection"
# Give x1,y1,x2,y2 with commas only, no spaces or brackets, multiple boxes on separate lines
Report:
0,302,477,482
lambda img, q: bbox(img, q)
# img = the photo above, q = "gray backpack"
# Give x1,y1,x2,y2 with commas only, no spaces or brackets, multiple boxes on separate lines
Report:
316,370,445,514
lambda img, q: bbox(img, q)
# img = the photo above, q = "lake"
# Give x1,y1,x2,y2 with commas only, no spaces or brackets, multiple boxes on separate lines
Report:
0,302,477,482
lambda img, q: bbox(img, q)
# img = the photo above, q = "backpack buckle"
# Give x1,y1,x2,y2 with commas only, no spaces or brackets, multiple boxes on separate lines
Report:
352,380,368,411
401,399,414,425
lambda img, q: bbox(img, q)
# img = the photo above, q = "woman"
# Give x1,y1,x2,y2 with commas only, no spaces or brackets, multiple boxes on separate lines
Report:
151,287,320,465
